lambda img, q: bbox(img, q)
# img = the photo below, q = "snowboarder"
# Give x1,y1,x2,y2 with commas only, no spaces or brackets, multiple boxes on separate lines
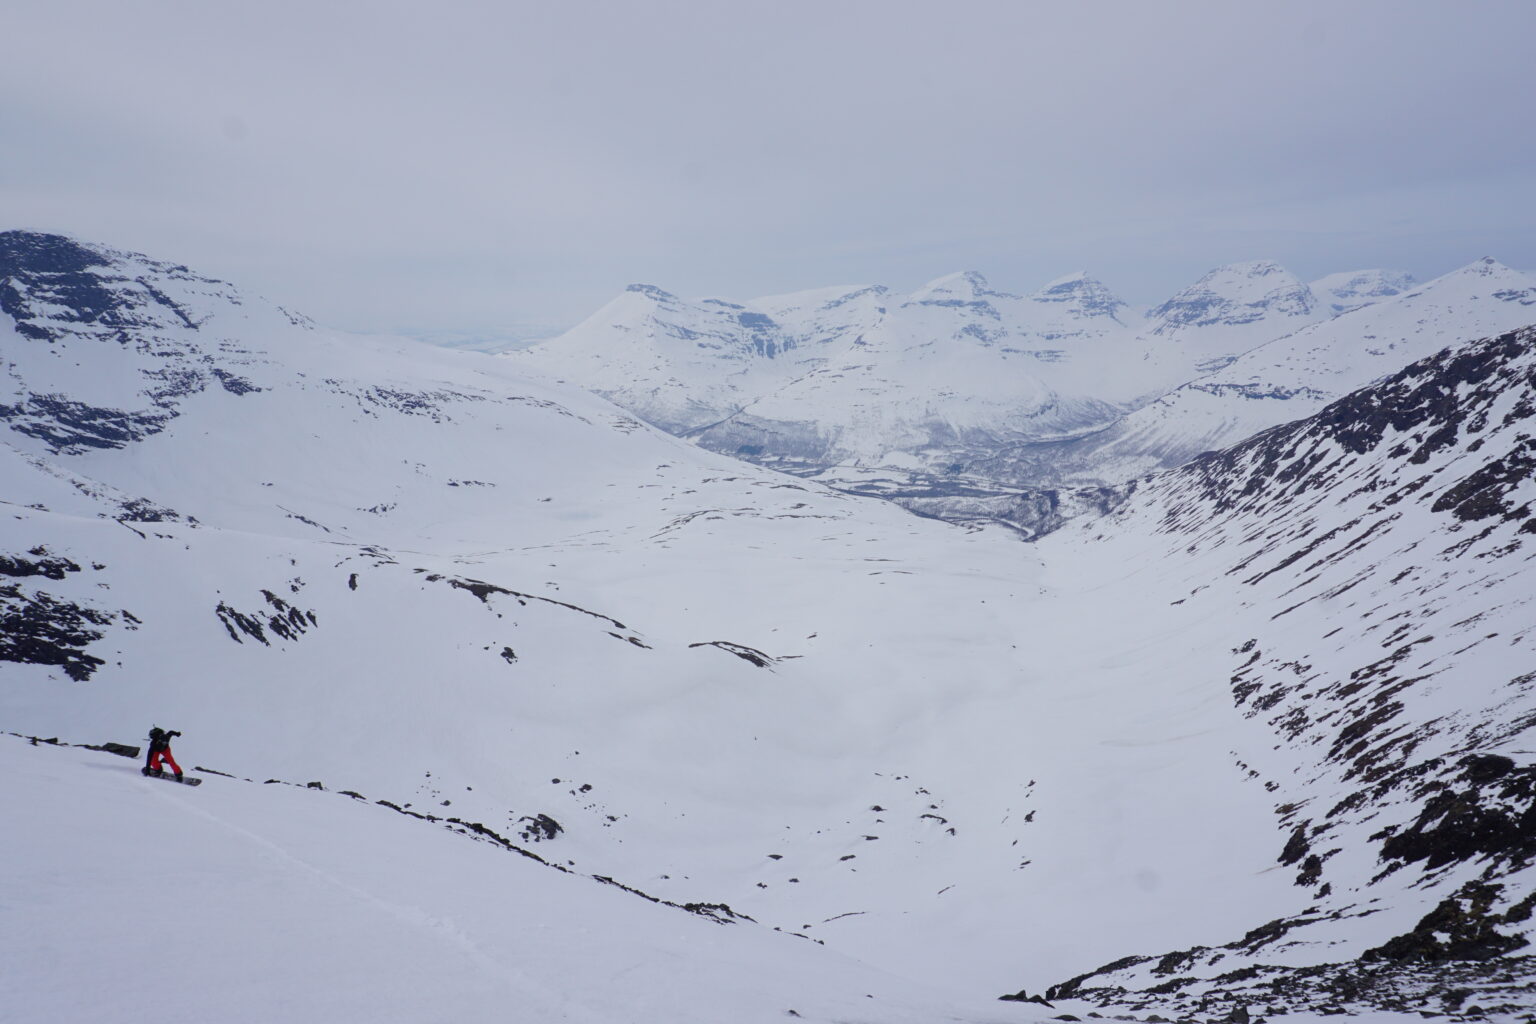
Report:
142,727,183,781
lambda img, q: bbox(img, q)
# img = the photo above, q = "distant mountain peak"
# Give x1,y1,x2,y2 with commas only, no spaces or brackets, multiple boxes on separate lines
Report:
1149,260,1318,334
1229,258,1290,276
624,283,678,302
1310,269,1417,314
1460,256,1516,276
1032,271,1127,320
1040,269,1093,285
1391,258,1534,304
909,270,1020,304
817,284,889,310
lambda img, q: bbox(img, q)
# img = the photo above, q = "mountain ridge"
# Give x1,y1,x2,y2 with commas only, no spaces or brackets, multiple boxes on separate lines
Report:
513,255,1527,522
1026,324,1536,1015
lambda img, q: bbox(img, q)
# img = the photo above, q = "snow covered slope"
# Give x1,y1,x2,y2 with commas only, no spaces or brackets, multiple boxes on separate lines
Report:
3,735,1027,1024
1,231,1294,999
5,231,1534,1021
1027,325,1536,1017
1054,258,1536,484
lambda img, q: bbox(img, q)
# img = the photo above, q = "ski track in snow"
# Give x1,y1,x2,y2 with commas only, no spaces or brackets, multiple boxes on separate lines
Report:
159,781,529,986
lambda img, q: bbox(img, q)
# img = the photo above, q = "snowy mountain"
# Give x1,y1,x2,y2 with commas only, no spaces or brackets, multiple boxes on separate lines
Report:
513,263,1311,471
5,231,1535,1021
1031,269,1132,321
1311,269,1418,314
514,259,1471,522
1145,259,1328,362
1049,258,1536,484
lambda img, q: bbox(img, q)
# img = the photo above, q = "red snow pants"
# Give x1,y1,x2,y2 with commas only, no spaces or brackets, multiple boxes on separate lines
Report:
149,748,181,775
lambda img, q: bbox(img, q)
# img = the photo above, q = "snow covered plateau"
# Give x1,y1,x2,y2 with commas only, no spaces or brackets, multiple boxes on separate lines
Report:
3,230,1535,1023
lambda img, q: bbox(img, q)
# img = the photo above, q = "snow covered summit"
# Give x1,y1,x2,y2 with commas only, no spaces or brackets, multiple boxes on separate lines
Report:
516,256,1510,519
1031,270,1129,322
513,263,1236,482
1148,259,1322,333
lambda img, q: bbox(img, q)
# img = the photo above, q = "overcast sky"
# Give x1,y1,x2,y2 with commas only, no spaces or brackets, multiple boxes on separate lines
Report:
4,0,1533,338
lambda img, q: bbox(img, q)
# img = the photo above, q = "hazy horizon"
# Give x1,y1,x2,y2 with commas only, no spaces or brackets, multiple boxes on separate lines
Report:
4,0,1533,337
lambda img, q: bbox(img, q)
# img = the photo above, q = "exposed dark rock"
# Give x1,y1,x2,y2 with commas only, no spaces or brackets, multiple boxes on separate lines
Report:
81,741,140,758
0,231,116,341
116,497,184,522
1,551,82,583
0,395,175,454
518,813,563,842
688,640,775,667
421,571,629,630
210,368,260,395
1378,758,1536,872
1464,754,1516,783
1048,955,1153,1001
1042,955,1536,1022
1362,883,1529,963
0,583,116,680
1278,824,1311,866
215,590,318,646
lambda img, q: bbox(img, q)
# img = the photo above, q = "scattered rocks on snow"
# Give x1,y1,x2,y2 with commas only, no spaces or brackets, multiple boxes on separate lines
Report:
518,813,563,842
214,589,318,646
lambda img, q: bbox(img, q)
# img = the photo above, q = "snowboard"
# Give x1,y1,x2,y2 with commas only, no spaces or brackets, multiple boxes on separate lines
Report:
143,769,202,786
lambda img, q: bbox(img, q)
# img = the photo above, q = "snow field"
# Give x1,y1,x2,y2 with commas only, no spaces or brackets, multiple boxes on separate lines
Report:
2,737,1035,1024
5,234,1534,1020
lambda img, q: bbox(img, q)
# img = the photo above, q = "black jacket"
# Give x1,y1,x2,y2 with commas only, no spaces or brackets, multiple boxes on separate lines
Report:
147,728,181,754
